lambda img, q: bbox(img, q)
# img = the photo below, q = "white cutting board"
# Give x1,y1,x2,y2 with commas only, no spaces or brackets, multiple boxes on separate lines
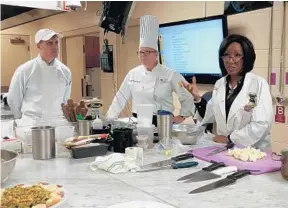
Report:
108,201,176,208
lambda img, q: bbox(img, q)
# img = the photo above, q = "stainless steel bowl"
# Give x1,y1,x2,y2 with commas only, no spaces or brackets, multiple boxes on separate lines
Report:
172,124,199,145
1,149,18,183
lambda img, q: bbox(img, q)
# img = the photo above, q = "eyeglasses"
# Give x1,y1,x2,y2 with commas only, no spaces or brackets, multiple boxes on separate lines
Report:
136,50,157,56
221,54,243,63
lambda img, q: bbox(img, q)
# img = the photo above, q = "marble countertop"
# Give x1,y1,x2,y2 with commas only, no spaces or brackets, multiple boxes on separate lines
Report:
2,144,288,208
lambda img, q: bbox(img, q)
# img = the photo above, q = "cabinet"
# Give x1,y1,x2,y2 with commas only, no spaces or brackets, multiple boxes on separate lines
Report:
85,36,100,68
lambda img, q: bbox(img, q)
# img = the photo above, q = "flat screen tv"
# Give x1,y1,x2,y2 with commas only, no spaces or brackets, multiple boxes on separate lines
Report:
158,15,228,84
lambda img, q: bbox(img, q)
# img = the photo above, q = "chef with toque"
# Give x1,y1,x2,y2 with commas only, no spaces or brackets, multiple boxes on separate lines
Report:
106,15,195,126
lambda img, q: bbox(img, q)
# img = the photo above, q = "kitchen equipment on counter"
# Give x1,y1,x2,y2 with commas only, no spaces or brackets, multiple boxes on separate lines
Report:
77,120,92,136
172,124,198,145
157,110,173,144
136,104,154,126
205,143,235,156
189,170,251,194
70,143,109,159
138,161,199,172
272,150,288,180
1,138,22,153
31,126,55,160
184,166,238,183
112,128,134,153
136,124,155,148
177,161,226,181
1,149,18,183
140,153,194,170
190,145,282,175
136,135,149,149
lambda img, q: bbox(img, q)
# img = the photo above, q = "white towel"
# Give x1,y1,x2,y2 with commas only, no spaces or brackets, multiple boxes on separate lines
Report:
90,147,143,174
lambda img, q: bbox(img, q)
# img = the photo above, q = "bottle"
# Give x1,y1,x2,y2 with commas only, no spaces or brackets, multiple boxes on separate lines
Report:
92,117,103,130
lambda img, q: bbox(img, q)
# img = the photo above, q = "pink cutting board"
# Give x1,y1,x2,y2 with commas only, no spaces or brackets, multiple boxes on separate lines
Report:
189,145,281,175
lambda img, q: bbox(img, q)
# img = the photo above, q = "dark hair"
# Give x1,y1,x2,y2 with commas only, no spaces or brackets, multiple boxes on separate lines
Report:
219,34,256,76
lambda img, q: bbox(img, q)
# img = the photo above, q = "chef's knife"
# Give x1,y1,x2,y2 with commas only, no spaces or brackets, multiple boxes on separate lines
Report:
140,153,193,170
189,169,251,194
177,161,225,181
138,161,199,172
205,143,235,156
184,166,238,183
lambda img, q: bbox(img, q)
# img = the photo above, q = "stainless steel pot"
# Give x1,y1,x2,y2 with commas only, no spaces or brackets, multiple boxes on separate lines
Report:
31,126,55,160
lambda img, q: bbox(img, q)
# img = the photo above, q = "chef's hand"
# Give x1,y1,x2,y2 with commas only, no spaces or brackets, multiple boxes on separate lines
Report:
213,135,229,144
181,76,201,101
173,115,185,124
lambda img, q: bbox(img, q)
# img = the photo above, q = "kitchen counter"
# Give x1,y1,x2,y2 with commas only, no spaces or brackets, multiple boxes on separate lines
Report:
2,141,288,208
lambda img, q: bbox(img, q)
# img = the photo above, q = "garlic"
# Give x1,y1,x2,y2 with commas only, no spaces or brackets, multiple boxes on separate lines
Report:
227,146,267,162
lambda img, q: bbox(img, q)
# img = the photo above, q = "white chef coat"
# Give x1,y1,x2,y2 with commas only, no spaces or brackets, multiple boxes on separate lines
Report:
107,63,195,119
7,55,71,127
200,72,273,149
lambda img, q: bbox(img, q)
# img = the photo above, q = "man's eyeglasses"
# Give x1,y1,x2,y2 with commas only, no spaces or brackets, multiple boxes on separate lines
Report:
221,54,243,63
136,50,157,56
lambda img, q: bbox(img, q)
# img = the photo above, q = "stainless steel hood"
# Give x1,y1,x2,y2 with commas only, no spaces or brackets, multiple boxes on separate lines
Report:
1,4,65,31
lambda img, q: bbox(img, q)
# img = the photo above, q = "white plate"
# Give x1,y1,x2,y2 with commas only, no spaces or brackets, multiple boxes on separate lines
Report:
1,183,68,208
108,201,176,208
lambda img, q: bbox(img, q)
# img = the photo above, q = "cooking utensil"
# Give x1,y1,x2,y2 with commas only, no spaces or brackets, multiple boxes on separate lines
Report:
177,161,225,181
205,143,235,156
31,126,56,160
184,166,238,182
138,161,199,172
172,124,198,145
1,149,18,183
141,153,194,170
189,169,251,194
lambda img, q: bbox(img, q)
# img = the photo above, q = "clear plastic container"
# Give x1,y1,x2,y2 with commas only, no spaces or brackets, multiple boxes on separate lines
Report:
136,124,155,148
136,104,154,126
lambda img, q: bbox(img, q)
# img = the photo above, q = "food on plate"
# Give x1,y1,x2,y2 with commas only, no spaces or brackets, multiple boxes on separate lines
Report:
1,182,64,208
227,146,267,162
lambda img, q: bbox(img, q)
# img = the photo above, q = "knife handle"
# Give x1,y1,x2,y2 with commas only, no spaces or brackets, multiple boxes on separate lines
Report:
227,170,251,180
172,153,194,162
172,161,199,169
203,162,225,171
226,142,235,149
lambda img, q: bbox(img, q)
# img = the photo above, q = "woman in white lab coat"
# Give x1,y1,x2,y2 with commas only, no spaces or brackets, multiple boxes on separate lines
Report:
183,34,273,149
106,15,195,125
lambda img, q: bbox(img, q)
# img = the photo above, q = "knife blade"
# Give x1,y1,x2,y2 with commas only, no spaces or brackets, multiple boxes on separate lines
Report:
177,161,225,181
206,143,235,157
189,169,251,194
138,161,199,172
140,153,193,170
184,166,237,183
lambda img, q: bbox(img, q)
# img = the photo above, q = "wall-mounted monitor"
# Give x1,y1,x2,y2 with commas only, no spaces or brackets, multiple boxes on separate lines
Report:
158,15,228,84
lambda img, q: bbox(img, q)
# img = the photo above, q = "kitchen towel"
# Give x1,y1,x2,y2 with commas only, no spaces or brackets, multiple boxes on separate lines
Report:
90,147,143,173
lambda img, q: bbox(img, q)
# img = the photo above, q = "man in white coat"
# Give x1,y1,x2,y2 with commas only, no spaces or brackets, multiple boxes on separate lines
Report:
7,28,72,126
106,15,195,125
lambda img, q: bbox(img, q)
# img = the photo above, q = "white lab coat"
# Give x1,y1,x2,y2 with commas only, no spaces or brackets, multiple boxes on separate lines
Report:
200,72,273,149
7,55,72,127
107,64,195,119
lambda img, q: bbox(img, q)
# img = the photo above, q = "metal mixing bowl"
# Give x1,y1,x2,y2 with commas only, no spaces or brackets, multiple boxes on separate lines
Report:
1,149,18,183
172,124,199,145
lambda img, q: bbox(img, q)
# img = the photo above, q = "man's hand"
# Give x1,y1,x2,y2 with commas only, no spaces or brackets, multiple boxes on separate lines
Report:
173,115,185,124
213,135,229,144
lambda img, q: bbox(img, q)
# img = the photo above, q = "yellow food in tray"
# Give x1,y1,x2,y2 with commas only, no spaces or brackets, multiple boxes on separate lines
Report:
1,182,64,208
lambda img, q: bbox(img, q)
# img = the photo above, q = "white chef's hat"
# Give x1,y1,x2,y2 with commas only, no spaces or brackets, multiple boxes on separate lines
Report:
139,15,159,51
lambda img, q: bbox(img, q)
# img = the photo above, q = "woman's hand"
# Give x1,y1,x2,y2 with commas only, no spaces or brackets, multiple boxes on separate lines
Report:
181,76,201,101
213,135,229,144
